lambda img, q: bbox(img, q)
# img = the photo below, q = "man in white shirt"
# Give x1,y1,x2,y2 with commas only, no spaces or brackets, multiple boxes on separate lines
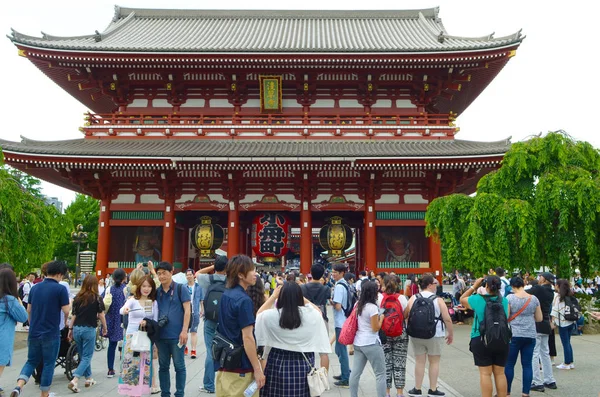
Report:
355,271,369,296
495,267,510,297
22,273,36,327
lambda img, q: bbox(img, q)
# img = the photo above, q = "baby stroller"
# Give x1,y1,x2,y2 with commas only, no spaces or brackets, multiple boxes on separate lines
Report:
33,327,80,383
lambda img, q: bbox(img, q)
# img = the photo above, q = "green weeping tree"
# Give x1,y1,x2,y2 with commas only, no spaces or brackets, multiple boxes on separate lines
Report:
425,131,600,278
0,151,65,275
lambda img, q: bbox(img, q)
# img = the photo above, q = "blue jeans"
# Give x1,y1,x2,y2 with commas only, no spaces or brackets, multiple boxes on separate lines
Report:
18,336,61,391
505,337,535,395
558,324,575,364
203,319,217,392
335,327,350,382
73,326,96,379
156,339,186,397
107,340,119,371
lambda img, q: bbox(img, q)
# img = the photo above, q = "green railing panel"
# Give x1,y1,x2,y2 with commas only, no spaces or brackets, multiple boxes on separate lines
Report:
377,261,421,269
118,262,138,269
376,211,426,220
111,211,164,220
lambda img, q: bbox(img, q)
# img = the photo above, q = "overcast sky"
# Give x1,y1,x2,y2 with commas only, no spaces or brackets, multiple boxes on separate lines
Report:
1,1,598,208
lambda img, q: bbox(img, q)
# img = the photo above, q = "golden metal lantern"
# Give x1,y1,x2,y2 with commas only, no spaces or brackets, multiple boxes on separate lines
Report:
191,216,224,258
319,216,353,257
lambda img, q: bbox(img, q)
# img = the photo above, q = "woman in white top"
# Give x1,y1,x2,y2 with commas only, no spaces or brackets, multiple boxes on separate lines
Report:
349,280,387,397
255,282,331,397
551,279,576,370
118,275,159,396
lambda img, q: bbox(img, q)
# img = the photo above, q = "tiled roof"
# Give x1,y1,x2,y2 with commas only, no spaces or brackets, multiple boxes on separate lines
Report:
9,6,523,53
0,137,511,159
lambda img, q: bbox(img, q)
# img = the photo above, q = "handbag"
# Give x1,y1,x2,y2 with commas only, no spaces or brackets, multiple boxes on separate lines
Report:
103,288,113,313
212,331,244,370
338,305,358,345
300,352,330,397
131,328,151,352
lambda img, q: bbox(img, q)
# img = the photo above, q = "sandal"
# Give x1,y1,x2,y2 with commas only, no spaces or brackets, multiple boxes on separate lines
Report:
85,379,97,388
68,381,80,393
151,387,161,394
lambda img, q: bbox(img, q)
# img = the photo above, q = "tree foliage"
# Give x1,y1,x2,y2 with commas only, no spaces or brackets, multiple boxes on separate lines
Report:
53,194,100,270
426,132,600,278
0,163,64,275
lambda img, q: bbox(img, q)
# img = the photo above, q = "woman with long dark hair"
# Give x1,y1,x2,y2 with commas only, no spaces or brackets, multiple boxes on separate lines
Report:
0,268,28,389
106,268,127,378
460,276,510,397
349,280,386,397
246,275,266,317
505,277,542,397
118,275,159,396
67,275,108,392
255,282,330,397
551,279,576,370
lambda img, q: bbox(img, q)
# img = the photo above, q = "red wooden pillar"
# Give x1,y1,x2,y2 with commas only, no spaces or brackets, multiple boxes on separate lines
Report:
429,237,443,282
300,200,312,275
364,194,377,271
228,200,240,256
162,197,175,264
96,198,111,277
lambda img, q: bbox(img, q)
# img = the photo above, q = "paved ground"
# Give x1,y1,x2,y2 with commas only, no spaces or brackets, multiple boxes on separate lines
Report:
5,297,600,396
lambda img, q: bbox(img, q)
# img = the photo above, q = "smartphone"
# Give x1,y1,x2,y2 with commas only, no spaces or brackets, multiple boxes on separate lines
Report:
378,308,386,315
177,341,184,349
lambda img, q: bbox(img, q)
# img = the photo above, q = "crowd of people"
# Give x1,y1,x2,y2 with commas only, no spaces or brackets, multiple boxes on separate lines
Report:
1,259,599,397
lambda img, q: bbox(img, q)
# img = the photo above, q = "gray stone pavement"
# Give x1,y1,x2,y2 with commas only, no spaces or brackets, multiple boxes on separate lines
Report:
5,303,599,396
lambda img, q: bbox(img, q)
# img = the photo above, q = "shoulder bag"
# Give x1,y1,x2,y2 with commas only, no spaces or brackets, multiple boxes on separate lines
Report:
338,305,358,345
103,288,113,313
508,295,531,322
301,352,330,397
131,325,151,352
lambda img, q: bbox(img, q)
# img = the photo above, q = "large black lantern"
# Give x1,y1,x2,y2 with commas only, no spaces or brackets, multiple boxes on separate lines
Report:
191,216,224,258
319,216,353,257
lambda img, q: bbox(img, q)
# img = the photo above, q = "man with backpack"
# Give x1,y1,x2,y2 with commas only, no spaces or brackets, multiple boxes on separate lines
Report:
19,273,36,328
331,263,353,388
195,255,228,394
404,274,453,397
300,263,331,371
496,267,512,297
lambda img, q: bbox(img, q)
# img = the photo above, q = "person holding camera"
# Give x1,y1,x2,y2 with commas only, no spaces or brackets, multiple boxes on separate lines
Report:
460,276,510,397
155,262,191,397
214,255,264,397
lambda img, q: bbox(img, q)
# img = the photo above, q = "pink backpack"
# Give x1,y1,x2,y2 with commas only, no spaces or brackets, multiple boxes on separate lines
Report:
339,305,358,345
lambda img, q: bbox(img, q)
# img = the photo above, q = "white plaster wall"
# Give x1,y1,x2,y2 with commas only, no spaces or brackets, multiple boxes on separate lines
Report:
313,194,332,203
276,194,300,203
404,194,428,204
180,99,205,107
210,99,234,108
140,194,165,204
372,99,392,108
244,99,261,108
112,194,136,204
129,99,149,108
339,99,362,108
396,99,416,109
177,194,196,204
239,194,265,204
343,194,364,203
151,99,172,108
376,194,399,204
311,99,335,108
282,99,302,108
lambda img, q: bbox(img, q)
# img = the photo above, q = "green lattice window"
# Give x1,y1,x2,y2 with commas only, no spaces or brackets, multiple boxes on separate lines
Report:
111,211,164,220
376,211,426,220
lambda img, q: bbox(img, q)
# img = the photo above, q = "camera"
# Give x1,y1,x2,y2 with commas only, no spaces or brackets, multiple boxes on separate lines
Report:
158,316,169,328
481,279,487,288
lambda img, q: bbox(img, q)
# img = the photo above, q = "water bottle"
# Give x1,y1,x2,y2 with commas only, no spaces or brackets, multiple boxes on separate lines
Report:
243,380,258,397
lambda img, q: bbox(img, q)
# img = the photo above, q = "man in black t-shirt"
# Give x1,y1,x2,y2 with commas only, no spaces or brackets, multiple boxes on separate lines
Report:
528,272,557,391
300,263,331,372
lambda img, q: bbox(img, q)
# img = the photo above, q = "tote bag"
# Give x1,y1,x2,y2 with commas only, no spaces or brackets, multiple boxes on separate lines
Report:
338,305,358,345
301,352,330,397
131,330,151,352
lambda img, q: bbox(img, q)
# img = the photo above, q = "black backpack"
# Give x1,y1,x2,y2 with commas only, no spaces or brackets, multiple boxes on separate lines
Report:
563,296,581,322
18,283,26,300
204,275,226,322
407,293,442,339
339,281,358,318
479,296,512,352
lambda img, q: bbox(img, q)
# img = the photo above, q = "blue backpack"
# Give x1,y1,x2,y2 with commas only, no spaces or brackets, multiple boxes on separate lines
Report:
502,279,513,296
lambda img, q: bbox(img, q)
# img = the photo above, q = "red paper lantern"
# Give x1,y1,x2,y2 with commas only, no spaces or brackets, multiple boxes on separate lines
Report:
251,213,290,258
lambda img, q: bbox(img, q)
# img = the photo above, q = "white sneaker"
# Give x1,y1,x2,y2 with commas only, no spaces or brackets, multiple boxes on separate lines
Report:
569,363,575,369
556,363,571,370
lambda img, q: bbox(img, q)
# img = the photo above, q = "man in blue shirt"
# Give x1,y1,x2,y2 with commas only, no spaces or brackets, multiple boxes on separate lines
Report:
216,255,264,397
11,261,70,397
331,263,350,387
155,262,191,397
